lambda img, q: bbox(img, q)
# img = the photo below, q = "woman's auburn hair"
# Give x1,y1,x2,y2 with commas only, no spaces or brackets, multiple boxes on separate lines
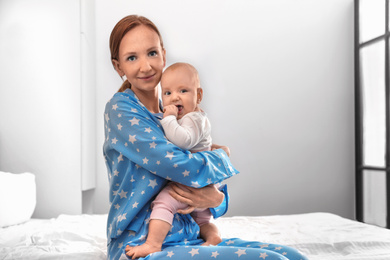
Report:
109,15,164,92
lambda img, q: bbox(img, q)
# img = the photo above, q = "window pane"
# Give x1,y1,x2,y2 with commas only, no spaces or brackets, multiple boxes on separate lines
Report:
363,170,387,227
360,40,386,167
359,0,386,43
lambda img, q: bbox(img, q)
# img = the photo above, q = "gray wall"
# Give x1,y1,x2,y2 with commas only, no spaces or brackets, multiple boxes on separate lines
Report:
94,0,355,219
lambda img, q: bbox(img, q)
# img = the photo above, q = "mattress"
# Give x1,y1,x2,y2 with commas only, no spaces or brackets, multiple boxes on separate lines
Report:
1,212,389,259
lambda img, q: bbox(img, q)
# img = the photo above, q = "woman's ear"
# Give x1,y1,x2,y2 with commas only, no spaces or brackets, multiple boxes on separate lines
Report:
197,88,203,103
112,59,125,77
162,48,167,68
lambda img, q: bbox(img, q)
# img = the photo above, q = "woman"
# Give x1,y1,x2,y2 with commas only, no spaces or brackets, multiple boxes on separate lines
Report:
103,15,307,260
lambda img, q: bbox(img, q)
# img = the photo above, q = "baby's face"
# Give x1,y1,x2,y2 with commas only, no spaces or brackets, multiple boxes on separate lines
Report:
161,67,200,119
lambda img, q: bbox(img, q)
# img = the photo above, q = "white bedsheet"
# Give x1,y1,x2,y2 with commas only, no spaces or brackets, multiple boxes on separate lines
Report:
0,214,107,260
215,212,390,260
1,212,389,259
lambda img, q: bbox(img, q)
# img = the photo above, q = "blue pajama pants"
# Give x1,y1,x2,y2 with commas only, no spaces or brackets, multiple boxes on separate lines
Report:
108,237,307,260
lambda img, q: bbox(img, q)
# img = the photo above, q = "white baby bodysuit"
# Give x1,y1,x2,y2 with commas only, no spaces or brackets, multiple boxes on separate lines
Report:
160,111,212,152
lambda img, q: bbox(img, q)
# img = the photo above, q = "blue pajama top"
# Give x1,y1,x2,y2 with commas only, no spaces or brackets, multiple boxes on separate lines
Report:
103,89,309,260
103,88,238,247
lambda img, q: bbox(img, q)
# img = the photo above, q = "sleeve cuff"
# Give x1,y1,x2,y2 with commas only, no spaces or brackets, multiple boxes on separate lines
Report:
214,149,240,176
209,184,229,219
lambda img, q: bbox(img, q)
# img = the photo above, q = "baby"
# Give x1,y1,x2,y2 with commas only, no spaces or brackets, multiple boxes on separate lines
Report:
126,63,223,259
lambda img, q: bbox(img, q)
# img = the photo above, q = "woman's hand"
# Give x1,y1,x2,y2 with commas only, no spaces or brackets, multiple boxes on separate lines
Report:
211,143,230,157
168,183,224,214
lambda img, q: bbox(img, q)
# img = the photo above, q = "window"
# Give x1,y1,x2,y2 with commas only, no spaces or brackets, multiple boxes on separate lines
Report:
355,0,390,228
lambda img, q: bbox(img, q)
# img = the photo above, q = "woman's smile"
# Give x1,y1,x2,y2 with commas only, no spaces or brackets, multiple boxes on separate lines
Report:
114,24,166,99
138,74,156,81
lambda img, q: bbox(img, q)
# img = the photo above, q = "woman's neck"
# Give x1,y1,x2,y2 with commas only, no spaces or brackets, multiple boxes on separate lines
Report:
132,88,161,113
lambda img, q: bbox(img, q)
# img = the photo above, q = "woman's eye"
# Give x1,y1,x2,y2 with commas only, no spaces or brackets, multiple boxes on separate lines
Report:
149,51,157,57
128,56,136,61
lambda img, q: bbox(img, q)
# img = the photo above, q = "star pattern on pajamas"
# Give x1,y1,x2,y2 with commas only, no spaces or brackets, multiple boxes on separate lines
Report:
103,89,307,260
114,238,305,260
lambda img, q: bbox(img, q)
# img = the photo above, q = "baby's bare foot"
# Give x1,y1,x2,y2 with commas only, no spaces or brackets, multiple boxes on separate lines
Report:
125,243,161,259
201,235,222,246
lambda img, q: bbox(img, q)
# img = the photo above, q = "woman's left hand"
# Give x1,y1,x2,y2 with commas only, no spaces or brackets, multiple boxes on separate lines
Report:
168,183,224,214
211,143,230,157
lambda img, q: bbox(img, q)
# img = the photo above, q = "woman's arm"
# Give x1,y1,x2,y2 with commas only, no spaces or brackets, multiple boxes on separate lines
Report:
168,143,232,215
168,171,230,218
105,92,238,187
168,183,225,214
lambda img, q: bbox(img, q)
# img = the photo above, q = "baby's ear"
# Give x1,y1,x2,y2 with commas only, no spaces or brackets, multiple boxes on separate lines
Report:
197,88,203,103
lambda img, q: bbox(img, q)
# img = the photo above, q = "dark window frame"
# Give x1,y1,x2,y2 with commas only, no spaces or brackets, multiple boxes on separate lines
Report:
355,0,390,228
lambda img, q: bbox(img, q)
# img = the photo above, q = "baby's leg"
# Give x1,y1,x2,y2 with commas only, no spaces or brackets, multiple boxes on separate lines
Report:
125,220,171,259
199,222,222,246
126,185,188,259
192,209,222,246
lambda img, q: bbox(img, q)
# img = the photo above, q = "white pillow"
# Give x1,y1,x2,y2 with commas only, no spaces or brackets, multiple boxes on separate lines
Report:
0,171,36,227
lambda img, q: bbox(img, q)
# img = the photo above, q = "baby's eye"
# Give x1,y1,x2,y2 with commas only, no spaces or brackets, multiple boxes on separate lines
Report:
149,51,157,57
127,55,136,61
164,91,171,96
180,89,188,93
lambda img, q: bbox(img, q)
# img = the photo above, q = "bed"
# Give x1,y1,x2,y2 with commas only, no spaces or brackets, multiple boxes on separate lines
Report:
1,212,390,260
1,172,390,259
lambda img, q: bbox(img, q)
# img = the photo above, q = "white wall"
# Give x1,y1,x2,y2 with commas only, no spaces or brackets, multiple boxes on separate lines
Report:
0,0,83,218
0,0,354,219
94,0,355,219
0,0,96,218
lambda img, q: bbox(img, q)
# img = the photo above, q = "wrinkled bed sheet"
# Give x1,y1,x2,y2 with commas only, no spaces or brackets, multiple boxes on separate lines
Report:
1,212,390,259
215,212,390,260
0,214,107,260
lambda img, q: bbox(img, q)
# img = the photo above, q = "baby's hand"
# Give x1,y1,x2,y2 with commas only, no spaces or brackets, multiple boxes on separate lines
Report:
163,105,178,118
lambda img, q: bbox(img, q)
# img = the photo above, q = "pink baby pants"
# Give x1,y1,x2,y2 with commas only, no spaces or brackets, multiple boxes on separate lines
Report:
150,184,212,227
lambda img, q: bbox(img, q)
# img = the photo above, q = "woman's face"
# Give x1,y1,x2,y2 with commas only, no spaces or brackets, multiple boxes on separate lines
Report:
113,25,166,95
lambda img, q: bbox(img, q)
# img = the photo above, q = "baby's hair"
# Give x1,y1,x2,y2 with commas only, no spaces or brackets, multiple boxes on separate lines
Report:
163,62,200,88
